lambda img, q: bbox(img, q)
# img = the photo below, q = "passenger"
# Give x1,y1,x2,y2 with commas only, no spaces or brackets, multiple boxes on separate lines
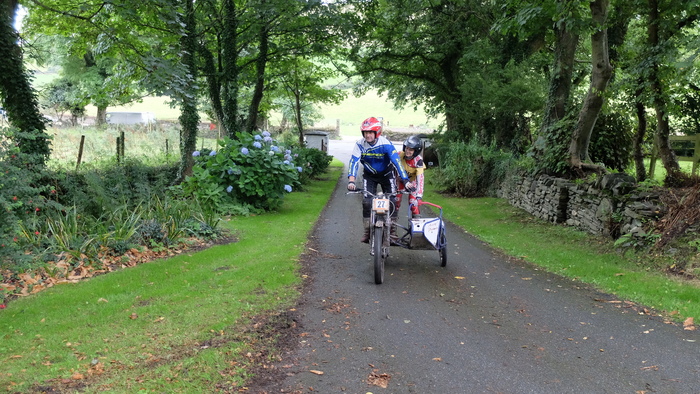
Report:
395,135,426,218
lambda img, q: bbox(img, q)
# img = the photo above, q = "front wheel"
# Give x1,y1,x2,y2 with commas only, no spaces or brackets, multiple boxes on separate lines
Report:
373,226,385,284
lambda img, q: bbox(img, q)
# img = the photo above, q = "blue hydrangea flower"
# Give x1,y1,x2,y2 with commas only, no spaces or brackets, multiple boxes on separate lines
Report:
297,166,303,172
284,160,290,165
285,149,291,154
271,146,279,152
262,131,271,137
209,150,217,156
284,154,292,161
192,151,200,157
254,134,262,140
227,168,234,175
226,185,233,193
284,185,292,193
264,136,273,143
253,141,262,149
241,147,249,155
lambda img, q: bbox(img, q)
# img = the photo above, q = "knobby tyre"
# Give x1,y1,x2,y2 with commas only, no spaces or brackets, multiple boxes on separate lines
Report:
439,229,447,267
373,226,385,284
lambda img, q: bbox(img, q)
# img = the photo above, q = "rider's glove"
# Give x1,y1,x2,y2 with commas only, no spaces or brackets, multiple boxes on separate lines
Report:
405,181,416,193
347,181,356,191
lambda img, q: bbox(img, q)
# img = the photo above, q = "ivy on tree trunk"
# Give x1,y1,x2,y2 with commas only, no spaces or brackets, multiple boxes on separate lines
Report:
633,81,648,182
647,0,682,183
534,16,578,171
0,0,51,166
176,0,199,182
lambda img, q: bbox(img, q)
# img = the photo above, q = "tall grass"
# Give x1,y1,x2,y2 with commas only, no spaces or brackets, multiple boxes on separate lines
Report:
47,124,218,169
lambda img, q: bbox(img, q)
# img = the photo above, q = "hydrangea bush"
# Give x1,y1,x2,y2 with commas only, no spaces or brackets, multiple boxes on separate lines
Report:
182,131,302,212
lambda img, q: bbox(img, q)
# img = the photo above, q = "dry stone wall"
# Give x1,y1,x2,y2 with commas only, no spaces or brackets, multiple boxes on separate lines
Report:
498,174,666,237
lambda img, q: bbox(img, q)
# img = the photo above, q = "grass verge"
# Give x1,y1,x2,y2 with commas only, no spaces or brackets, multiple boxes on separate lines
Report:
423,183,700,323
0,161,343,393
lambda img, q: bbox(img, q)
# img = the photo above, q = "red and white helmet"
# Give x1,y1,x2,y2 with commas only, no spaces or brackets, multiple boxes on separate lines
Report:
360,117,383,138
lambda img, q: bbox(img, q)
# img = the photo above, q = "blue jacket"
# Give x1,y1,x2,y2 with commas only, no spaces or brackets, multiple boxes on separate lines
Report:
348,136,409,182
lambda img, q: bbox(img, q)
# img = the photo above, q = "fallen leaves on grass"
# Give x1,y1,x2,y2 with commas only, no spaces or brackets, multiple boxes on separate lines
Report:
0,235,235,308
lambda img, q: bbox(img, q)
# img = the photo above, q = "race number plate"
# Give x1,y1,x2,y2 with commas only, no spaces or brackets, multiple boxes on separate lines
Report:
372,198,391,214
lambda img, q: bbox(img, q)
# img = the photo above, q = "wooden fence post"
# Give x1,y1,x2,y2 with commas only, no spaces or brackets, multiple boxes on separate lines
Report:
120,130,125,162
76,135,85,171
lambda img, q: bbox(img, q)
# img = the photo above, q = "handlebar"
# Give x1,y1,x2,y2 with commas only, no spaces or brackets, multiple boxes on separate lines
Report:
346,189,409,198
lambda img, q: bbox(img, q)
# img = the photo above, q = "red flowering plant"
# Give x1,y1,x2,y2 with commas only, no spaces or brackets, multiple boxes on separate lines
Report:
0,286,6,309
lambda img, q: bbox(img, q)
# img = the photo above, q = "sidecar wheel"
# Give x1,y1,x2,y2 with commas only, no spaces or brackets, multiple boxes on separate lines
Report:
439,232,447,267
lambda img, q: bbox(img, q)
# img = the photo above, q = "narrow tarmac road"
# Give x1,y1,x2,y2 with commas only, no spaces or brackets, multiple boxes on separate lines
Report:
251,140,699,394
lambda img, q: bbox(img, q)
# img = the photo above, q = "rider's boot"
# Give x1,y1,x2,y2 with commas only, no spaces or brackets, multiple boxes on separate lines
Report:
390,223,399,244
411,205,421,218
360,218,371,243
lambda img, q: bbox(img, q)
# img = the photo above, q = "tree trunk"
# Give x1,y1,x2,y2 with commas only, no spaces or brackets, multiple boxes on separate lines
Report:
222,0,239,138
633,82,648,182
568,0,612,169
0,0,51,165
533,15,578,165
246,18,269,133
295,91,304,145
647,0,681,181
200,45,227,138
443,99,461,138
176,0,200,182
95,106,107,125
541,27,578,134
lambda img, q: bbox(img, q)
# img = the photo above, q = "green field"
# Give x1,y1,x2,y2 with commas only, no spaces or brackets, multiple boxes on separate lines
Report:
89,91,443,136
31,69,442,134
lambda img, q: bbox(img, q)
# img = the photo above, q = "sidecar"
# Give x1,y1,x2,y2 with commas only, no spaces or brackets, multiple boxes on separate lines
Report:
395,201,448,267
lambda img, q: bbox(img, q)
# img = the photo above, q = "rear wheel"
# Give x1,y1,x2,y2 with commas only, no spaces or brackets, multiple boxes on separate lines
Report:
439,230,447,267
373,226,385,284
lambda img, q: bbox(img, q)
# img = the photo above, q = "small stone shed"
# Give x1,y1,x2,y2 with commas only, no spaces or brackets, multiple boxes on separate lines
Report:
106,111,156,125
304,131,329,152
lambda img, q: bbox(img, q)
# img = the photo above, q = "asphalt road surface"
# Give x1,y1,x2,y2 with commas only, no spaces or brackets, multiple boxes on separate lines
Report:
252,139,700,394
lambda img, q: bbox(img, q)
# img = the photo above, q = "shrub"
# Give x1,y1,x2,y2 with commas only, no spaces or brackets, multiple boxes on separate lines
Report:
293,146,333,185
589,111,634,172
432,140,515,197
0,128,60,269
179,131,303,212
47,159,179,217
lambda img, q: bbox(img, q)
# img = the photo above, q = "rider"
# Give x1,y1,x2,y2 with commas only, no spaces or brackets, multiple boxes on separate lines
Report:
395,135,426,217
347,117,414,243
